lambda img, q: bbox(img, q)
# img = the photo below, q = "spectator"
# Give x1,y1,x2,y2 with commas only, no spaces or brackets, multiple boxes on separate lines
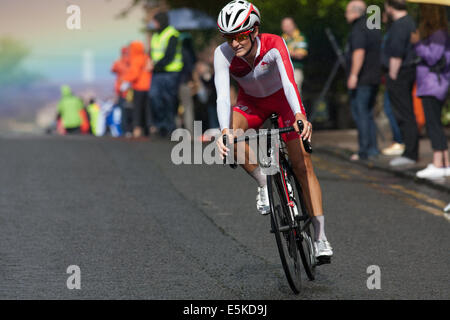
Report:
111,46,133,136
56,85,84,134
281,17,308,94
381,11,405,156
382,89,405,155
345,0,381,161
121,92,134,137
111,46,129,102
178,32,197,135
87,98,101,136
95,99,115,137
121,41,152,138
148,11,184,137
191,61,219,135
384,0,419,167
412,4,450,179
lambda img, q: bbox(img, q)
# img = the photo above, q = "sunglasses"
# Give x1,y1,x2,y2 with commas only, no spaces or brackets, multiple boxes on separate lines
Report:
223,29,254,44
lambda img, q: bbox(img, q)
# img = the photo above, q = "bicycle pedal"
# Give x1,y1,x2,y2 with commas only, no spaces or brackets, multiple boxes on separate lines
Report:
316,256,331,265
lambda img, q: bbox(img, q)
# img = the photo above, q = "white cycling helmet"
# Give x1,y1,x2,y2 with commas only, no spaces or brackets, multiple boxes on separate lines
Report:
217,0,261,34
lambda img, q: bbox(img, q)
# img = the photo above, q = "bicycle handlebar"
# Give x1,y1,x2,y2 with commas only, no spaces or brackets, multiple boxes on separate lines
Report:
222,120,313,166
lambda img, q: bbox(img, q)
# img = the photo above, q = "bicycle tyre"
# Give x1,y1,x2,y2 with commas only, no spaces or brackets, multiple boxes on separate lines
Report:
268,173,302,294
286,164,317,280
298,218,316,280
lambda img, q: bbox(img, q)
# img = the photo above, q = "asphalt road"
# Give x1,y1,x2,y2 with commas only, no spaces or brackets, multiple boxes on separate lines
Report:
0,134,448,299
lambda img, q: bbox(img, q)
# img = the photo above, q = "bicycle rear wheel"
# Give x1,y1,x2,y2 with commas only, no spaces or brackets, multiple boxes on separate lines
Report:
268,173,302,294
298,218,316,280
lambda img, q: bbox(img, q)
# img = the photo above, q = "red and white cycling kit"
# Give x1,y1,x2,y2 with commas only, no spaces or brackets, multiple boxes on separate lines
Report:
214,33,306,141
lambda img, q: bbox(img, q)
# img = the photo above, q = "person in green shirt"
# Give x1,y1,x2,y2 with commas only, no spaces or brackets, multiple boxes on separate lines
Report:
281,17,308,94
56,85,84,133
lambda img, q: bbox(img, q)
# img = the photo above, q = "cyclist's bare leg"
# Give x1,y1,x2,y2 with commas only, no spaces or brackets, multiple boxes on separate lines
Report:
286,137,323,217
230,111,270,214
287,137,332,257
230,111,259,174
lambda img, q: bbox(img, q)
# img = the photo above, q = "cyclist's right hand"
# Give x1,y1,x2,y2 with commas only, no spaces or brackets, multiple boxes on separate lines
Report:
217,129,233,160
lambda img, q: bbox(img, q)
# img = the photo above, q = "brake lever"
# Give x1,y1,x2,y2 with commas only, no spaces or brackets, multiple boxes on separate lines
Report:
222,134,237,169
297,120,313,154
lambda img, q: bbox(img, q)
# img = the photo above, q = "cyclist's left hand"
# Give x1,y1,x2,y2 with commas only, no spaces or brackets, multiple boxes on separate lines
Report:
293,113,312,142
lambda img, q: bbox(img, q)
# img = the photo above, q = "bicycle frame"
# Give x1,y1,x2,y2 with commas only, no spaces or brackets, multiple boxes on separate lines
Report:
268,114,312,229
223,113,313,229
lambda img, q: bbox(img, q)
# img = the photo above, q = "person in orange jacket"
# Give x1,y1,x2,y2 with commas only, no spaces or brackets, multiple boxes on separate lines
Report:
111,46,130,99
112,46,132,135
121,41,152,138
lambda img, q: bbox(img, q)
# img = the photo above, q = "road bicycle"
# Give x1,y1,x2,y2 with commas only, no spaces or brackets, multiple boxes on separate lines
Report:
223,113,320,294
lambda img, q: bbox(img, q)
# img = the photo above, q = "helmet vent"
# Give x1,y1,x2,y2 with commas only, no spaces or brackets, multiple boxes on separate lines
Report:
250,11,259,19
225,12,232,26
242,18,250,29
232,9,245,27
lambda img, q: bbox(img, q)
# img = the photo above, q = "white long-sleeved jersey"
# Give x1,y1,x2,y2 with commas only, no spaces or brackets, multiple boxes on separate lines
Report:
214,33,306,131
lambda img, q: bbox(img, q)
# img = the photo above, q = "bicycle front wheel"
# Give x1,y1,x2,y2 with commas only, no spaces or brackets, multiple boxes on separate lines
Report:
268,173,302,294
286,169,317,280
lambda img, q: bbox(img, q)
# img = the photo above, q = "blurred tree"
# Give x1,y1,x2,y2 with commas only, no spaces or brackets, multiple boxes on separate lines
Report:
0,37,41,87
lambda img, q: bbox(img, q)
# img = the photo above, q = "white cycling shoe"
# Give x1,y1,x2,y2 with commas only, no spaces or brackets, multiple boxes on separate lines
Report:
314,240,333,261
256,185,270,215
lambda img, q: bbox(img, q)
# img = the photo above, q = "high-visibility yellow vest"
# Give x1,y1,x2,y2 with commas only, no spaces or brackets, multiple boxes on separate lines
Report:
87,103,100,135
151,26,184,72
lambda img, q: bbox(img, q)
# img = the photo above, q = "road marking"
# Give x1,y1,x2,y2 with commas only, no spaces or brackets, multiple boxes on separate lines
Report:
368,183,445,218
314,155,448,219
313,157,351,180
388,184,447,208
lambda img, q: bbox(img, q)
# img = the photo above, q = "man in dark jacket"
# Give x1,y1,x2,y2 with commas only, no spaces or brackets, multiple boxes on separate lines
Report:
345,0,382,160
384,0,418,166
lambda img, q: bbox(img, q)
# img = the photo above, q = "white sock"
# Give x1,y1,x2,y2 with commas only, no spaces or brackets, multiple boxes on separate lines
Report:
312,215,327,242
249,166,267,187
